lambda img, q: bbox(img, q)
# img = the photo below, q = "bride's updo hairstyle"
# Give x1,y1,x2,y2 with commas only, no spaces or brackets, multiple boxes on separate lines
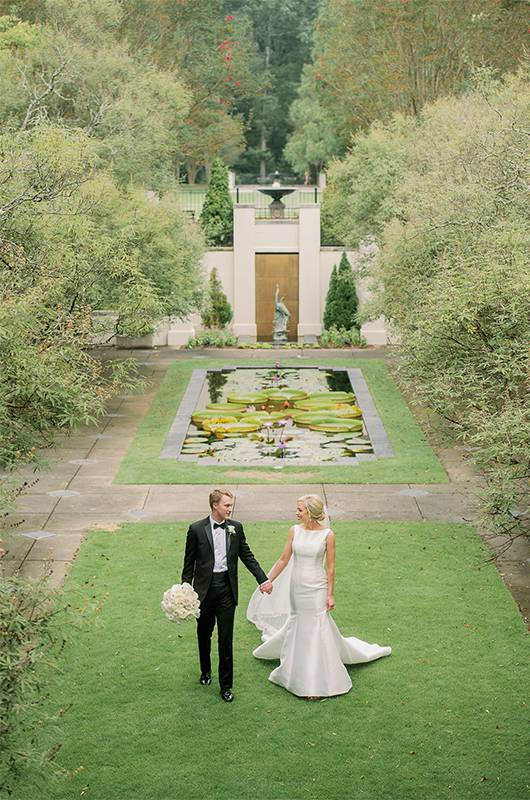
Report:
298,494,326,522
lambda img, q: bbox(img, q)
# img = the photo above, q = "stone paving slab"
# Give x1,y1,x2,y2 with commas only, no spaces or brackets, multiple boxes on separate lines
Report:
0,535,34,562
144,486,229,515
234,493,318,520
66,475,116,489
323,484,410,494
37,513,130,532
12,494,59,513
1,513,51,533
415,494,477,523
15,559,72,588
71,458,125,477
20,474,75,493
51,488,149,514
233,484,325,498
23,533,85,561
324,490,422,521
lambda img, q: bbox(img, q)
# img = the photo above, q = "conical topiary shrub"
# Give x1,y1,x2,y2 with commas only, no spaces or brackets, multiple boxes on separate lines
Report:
199,159,233,246
323,252,358,330
201,268,233,329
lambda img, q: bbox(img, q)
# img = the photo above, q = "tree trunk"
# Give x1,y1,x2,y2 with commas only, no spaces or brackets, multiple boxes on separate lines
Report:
259,40,271,181
186,160,199,185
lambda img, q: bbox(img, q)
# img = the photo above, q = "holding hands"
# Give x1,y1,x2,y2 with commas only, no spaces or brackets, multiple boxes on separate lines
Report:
259,579,273,595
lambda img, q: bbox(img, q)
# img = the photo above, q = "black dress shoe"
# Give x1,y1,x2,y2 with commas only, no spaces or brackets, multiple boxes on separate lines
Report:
199,673,211,685
220,689,234,703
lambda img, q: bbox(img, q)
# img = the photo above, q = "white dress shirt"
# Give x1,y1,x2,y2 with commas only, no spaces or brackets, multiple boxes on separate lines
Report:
209,515,228,572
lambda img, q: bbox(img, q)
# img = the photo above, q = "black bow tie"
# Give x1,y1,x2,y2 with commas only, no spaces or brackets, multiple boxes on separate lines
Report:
213,522,226,530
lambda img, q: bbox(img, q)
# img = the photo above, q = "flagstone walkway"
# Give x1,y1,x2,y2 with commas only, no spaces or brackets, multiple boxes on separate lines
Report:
1,347,528,624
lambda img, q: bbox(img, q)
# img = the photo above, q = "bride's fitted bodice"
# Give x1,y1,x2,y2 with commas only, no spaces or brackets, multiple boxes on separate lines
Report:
290,525,329,612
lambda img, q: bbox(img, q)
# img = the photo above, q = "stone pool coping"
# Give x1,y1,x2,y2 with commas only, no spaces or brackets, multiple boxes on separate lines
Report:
160,365,394,465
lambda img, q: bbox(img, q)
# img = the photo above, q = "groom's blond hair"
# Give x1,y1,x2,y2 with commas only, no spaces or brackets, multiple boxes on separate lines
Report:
209,488,234,509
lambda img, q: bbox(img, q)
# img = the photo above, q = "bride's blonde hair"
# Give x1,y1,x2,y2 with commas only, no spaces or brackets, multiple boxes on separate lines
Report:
298,494,326,522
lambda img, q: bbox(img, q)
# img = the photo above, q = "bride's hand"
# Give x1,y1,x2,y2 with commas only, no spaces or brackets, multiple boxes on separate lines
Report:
326,594,335,612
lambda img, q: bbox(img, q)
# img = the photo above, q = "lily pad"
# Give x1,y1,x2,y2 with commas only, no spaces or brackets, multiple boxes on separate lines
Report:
227,392,269,405
206,402,247,413
265,389,308,401
293,399,356,411
308,391,356,401
334,406,363,418
181,445,210,454
201,416,241,431
205,422,261,435
294,412,343,427
243,411,286,424
309,421,364,433
192,411,242,425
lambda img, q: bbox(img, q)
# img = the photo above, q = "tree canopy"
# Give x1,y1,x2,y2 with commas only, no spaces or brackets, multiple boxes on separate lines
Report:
326,67,530,541
285,0,529,170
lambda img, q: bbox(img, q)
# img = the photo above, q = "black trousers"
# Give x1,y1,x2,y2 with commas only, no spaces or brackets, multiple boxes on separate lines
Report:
197,572,236,691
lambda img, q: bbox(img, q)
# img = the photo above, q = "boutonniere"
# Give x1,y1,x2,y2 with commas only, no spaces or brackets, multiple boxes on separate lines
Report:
227,525,236,536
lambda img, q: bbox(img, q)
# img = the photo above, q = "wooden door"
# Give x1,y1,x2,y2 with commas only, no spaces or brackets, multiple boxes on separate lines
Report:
255,253,299,341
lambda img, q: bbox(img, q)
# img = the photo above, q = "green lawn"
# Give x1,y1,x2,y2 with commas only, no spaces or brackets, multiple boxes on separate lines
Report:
14,521,528,800
114,358,448,484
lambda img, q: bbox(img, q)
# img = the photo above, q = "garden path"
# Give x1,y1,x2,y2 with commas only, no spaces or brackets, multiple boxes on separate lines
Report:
1,347,528,624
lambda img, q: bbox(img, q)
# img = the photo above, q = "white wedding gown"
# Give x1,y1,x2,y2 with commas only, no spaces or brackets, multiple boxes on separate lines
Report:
248,525,391,697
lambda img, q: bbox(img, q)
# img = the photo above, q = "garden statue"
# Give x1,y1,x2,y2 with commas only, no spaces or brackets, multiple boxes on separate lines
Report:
273,284,290,344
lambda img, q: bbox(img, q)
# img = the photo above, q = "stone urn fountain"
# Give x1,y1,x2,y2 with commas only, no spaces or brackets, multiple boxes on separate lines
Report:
258,172,295,219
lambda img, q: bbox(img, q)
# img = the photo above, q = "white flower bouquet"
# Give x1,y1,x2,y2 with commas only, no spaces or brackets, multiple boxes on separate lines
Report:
161,582,200,623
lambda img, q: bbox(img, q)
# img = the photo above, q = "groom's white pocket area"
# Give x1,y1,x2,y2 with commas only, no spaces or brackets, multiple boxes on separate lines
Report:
161,582,201,623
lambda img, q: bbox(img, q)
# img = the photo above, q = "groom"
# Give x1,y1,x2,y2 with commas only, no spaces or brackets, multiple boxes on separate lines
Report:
181,489,272,703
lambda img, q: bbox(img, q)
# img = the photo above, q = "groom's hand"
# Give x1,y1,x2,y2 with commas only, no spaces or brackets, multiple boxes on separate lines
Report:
259,580,273,595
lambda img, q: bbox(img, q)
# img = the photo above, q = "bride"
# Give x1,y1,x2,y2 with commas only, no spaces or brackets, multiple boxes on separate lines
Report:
248,494,391,699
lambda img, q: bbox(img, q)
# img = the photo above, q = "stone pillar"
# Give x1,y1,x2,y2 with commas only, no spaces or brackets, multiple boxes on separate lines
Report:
232,205,257,342
297,205,322,343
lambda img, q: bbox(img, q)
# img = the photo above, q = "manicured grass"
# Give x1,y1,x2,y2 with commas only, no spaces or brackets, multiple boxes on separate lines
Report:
15,521,528,800
114,358,447,484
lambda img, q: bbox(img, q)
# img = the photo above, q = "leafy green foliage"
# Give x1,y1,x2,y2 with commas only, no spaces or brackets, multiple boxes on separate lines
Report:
187,329,237,348
119,1,260,182
0,5,190,189
284,64,339,180
0,571,65,793
332,69,530,541
201,268,233,329
323,254,358,331
0,125,203,480
319,326,366,348
199,159,233,245
222,0,321,179
321,116,411,248
311,0,529,149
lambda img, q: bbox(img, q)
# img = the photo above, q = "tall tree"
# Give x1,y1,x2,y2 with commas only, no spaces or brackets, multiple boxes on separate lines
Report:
311,0,529,150
284,64,339,181
0,3,190,188
222,0,321,180
119,1,261,182
199,158,234,245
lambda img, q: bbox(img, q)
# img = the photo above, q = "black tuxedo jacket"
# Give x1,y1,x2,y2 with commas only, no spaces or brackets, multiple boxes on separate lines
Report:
181,517,268,605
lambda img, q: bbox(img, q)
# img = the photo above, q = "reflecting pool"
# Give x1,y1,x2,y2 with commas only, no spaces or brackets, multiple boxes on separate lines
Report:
173,365,381,465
